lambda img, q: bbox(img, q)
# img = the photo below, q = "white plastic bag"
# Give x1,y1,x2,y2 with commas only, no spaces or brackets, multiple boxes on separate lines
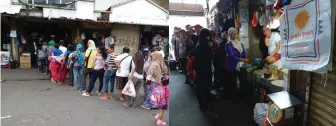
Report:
144,59,151,73
122,80,136,97
253,103,269,126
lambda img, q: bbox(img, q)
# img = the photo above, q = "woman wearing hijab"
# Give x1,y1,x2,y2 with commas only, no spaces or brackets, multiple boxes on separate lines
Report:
194,28,214,110
72,44,86,92
141,52,168,110
47,40,56,77
123,51,145,107
85,40,98,78
225,27,249,104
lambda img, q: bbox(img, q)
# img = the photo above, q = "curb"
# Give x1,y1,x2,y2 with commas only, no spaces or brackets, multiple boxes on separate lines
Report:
1,78,50,82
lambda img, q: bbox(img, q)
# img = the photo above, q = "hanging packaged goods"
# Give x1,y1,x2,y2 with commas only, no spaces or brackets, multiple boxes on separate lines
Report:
279,0,332,72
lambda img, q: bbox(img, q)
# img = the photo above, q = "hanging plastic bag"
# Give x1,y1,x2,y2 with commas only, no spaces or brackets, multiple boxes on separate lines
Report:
252,11,258,27
122,80,136,97
254,103,269,126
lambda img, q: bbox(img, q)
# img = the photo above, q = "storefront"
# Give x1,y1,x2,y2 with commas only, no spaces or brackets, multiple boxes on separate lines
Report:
109,0,168,55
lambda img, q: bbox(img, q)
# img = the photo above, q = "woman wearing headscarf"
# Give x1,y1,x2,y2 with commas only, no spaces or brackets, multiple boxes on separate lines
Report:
85,40,97,78
194,28,214,110
47,40,56,77
123,51,145,107
225,27,248,104
141,52,168,110
71,44,85,92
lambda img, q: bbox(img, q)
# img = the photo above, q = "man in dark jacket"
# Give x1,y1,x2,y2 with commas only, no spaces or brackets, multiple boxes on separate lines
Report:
194,28,213,110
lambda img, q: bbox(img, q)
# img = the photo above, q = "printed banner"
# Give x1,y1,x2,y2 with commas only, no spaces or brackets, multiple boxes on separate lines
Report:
280,0,332,72
1,51,10,65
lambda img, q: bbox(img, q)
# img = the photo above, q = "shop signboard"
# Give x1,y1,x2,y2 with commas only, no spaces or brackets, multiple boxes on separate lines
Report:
1,51,10,65
280,0,332,72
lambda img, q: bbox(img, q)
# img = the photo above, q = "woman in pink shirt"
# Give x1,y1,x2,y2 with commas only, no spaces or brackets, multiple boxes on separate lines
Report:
82,46,107,96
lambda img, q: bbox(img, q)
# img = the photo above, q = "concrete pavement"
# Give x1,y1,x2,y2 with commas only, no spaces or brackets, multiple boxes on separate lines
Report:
1,69,169,126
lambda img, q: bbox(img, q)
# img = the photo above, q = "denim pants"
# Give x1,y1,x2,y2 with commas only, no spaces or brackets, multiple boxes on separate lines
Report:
87,69,105,93
104,69,117,93
73,66,85,91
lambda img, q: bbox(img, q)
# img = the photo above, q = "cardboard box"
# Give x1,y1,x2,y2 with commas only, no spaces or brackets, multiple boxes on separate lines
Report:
20,63,31,68
20,56,31,64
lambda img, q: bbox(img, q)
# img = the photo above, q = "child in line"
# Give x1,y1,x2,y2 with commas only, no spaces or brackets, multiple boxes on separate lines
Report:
151,76,169,126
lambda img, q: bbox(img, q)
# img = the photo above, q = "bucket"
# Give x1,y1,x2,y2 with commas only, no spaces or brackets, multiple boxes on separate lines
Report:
10,60,17,69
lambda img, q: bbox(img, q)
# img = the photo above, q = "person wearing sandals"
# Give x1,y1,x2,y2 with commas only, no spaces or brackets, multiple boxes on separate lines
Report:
114,47,133,102
141,52,168,110
123,51,145,107
82,46,107,96
50,43,63,84
100,44,117,100
72,44,85,92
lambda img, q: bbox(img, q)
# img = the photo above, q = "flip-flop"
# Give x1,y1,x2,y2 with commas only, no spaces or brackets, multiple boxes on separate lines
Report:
122,103,130,108
115,97,124,102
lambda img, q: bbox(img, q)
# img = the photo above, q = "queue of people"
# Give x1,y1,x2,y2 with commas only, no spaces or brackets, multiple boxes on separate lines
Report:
172,25,250,110
36,39,169,126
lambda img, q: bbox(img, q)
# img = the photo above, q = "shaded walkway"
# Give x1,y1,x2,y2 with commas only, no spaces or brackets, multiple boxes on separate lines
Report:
169,71,209,126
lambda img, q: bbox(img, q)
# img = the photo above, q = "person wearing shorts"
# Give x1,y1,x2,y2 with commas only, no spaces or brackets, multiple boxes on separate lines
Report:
114,47,132,102
263,27,281,64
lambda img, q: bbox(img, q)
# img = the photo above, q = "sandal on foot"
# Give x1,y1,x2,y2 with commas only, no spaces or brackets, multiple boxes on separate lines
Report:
141,105,151,110
115,97,124,102
122,103,130,108
154,114,160,120
82,92,90,97
156,120,166,126
100,95,109,100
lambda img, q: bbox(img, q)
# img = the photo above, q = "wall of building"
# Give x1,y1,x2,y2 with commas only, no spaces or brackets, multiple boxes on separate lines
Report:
111,24,140,55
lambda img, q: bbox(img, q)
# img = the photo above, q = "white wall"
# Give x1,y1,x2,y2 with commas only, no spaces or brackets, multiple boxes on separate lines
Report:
43,1,95,20
0,0,22,14
109,0,168,26
94,0,129,11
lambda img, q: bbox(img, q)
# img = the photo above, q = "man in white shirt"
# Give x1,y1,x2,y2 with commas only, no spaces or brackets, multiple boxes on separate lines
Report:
59,40,67,56
114,47,133,102
263,27,281,64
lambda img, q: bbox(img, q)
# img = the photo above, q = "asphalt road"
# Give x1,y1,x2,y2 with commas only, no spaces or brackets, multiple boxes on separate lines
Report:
169,71,209,126
1,79,168,126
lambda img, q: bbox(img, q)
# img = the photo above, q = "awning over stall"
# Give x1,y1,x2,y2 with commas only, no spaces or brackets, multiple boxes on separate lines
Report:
109,0,168,26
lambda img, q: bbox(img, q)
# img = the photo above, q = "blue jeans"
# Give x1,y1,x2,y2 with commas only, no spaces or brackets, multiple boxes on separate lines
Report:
104,69,116,93
73,66,85,91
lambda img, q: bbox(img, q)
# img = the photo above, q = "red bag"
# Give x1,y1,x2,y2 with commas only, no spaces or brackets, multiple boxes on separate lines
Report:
252,11,258,27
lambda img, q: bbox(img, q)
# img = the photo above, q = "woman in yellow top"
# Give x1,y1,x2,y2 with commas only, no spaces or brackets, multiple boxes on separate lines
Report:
85,40,98,79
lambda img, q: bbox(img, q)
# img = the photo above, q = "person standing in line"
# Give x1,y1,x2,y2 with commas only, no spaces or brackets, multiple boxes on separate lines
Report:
194,28,214,110
84,40,98,87
82,46,107,96
141,52,168,110
72,44,85,92
153,76,170,126
214,31,229,91
50,43,63,84
47,40,56,78
58,44,74,85
100,44,117,100
114,47,133,102
59,40,67,56
177,29,193,84
225,27,248,104
37,41,48,74
123,51,145,107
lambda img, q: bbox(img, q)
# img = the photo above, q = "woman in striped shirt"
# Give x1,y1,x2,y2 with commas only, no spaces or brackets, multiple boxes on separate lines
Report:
101,44,117,100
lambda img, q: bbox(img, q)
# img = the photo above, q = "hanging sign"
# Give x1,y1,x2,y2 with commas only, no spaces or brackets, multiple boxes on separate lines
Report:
280,0,332,72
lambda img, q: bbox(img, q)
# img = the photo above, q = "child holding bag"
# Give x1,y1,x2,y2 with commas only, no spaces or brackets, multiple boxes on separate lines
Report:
152,76,169,126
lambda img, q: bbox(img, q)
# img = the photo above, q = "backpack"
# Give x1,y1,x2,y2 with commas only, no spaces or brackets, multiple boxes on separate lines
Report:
150,85,168,108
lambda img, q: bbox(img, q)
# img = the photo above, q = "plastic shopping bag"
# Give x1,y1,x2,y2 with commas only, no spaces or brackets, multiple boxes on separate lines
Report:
122,80,136,97
254,103,269,126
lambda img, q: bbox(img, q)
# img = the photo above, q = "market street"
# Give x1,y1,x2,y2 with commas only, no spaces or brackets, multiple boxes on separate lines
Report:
1,69,168,126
